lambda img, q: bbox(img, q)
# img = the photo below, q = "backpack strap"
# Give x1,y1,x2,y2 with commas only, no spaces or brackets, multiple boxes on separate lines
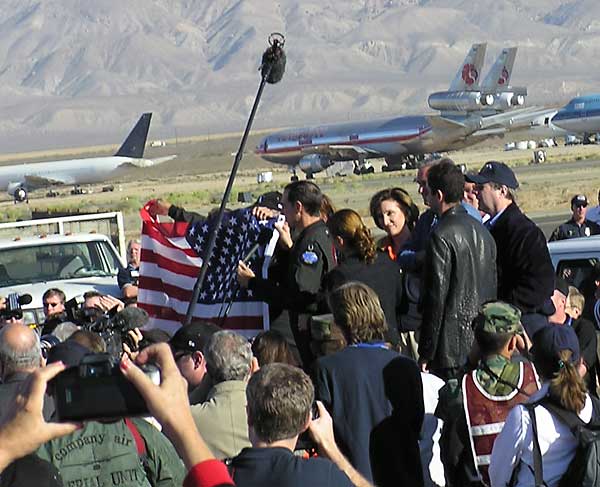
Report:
125,418,154,485
523,402,549,487
125,417,148,457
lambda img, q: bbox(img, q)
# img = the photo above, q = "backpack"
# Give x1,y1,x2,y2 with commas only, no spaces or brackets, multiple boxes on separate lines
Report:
524,395,600,487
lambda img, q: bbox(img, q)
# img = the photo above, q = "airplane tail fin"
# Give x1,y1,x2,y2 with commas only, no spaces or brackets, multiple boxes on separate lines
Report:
449,43,486,92
115,113,152,158
481,47,517,91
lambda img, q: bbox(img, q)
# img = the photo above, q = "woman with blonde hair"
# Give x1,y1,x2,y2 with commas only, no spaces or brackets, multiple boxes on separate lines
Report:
324,208,402,341
489,325,598,487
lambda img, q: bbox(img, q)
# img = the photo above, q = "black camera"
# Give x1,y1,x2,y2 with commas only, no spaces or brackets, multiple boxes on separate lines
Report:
50,353,159,422
0,292,31,321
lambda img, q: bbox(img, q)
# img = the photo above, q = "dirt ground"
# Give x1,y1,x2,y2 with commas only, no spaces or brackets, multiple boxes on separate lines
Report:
2,134,600,240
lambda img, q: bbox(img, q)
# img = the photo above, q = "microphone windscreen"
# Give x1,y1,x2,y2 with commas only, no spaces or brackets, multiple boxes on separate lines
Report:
261,47,286,84
19,294,32,306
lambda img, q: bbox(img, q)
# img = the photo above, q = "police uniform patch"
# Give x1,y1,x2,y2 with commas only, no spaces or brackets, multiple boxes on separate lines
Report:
301,250,319,265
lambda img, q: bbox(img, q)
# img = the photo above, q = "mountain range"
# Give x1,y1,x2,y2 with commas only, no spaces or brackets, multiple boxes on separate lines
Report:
0,0,599,152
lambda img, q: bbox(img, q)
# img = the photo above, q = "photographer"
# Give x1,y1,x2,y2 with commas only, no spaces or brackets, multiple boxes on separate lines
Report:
0,293,28,328
37,341,186,487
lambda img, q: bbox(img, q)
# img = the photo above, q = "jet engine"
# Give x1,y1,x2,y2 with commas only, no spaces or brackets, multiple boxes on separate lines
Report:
428,91,483,112
298,154,333,175
7,183,27,203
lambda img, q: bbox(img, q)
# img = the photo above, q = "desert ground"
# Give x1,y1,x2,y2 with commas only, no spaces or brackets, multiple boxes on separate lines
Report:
1,133,600,240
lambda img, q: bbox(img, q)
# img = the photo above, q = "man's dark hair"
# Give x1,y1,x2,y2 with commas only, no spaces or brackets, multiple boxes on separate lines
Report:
427,159,464,204
83,290,103,300
475,328,514,356
284,181,323,217
246,363,314,443
42,288,65,304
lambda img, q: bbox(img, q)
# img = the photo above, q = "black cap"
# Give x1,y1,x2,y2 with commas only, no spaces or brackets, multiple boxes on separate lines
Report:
571,194,588,208
465,161,519,189
169,321,222,353
530,323,580,365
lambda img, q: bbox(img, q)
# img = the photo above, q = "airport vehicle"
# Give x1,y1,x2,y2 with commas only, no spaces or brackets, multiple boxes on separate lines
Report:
0,212,126,326
0,113,176,203
552,94,600,136
257,44,543,178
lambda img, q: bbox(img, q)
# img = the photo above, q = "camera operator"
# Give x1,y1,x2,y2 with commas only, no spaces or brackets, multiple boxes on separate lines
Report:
41,289,67,335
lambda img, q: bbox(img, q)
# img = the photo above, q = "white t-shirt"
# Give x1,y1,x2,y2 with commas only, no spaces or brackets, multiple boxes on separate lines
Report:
489,383,593,487
420,372,445,487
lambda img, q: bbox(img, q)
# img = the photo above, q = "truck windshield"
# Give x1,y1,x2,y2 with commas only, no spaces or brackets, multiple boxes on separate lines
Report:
0,240,121,287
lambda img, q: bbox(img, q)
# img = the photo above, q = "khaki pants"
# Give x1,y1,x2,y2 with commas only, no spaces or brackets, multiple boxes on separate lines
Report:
399,330,419,361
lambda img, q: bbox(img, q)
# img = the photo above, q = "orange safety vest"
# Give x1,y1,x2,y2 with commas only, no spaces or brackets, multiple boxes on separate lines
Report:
462,362,539,486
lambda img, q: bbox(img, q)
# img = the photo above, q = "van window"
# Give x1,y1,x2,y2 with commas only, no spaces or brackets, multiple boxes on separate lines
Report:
556,258,599,293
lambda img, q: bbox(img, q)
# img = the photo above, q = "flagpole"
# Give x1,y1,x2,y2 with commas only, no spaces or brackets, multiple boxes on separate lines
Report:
184,34,286,326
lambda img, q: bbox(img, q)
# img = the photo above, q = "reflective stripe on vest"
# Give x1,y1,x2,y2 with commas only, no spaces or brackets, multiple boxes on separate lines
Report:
462,362,539,486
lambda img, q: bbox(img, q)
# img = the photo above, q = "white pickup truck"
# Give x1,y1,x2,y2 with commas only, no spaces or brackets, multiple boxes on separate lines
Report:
0,212,126,325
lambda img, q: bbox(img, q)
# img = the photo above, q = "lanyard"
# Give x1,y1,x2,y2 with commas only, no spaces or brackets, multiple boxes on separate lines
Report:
349,342,388,350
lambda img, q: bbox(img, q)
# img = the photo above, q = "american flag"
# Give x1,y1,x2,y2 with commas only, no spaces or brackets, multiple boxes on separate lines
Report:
137,203,278,336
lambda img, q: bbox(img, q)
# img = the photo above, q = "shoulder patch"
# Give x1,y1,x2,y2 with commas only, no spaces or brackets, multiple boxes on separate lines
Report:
301,250,319,265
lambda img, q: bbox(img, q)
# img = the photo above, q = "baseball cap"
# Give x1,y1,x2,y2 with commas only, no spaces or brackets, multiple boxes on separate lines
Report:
465,161,519,189
255,191,283,211
472,301,523,334
169,321,222,353
530,323,580,365
571,194,588,207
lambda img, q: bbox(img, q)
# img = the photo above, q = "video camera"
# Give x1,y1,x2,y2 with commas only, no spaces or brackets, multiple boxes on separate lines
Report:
51,352,159,421
0,292,31,321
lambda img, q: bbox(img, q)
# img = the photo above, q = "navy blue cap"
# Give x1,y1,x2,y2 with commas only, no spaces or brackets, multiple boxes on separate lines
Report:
531,323,580,365
465,161,519,189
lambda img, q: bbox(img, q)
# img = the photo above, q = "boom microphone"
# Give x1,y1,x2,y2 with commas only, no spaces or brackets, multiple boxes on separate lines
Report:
260,33,286,84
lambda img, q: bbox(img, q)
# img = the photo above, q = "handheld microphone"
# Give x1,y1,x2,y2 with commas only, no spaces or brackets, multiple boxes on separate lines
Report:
261,33,286,84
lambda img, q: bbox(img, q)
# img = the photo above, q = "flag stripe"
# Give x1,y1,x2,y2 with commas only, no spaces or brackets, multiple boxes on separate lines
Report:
138,303,263,330
140,250,200,278
138,288,262,318
141,234,202,265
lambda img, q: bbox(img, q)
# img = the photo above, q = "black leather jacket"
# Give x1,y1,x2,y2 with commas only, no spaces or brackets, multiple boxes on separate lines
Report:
419,205,497,370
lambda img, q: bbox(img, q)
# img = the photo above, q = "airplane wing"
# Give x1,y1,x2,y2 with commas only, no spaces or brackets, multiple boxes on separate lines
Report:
303,145,381,159
128,155,178,168
479,107,555,130
429,117,468,130
24,174,76,188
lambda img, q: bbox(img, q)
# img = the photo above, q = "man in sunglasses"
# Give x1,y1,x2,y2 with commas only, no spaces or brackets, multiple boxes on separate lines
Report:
169,320,221,404
549,194,600,241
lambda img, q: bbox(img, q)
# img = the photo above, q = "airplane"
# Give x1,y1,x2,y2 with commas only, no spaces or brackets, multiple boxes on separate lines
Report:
428,46,527,114
0,113,176,202
256,44,544,178
551,94,600,138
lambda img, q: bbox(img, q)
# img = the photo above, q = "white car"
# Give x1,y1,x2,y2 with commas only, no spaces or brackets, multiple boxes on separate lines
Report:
0,233,124,325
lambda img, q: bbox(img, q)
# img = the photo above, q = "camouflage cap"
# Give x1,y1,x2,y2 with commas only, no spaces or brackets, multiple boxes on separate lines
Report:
473,301,523,334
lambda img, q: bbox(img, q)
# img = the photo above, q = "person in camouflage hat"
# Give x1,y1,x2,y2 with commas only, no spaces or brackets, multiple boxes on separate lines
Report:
435,301,540,487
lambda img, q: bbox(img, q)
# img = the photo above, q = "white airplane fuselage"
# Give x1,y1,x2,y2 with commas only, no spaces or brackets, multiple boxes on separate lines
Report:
0,156,136,189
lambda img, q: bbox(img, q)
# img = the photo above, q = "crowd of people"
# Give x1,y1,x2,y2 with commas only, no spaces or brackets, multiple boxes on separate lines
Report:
1,157,600,487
